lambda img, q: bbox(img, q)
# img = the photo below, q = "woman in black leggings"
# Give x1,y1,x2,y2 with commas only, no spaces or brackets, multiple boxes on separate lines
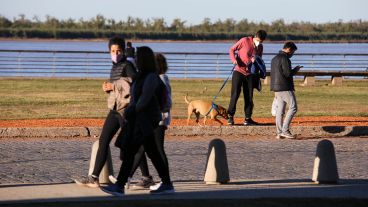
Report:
74,36,136,188
127,53,172,189
101,47,174,196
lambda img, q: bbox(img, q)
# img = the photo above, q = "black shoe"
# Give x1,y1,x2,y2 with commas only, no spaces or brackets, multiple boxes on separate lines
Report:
227,116,234,125
150,183,175,194
101,183,124,197
132,176,155,189
244,118,258,126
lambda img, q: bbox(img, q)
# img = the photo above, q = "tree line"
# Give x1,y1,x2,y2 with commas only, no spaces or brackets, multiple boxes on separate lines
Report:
0,14,367,41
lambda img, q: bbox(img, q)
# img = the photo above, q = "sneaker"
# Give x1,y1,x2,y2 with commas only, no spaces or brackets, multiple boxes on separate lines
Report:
132,176,155,189
227,116,234,125
276,134,285,139
244,118,258,126
74,175,99,188
149,182,162,191
101,183,124,197
280,131,296,139
150,183,175,195
109,175,117,184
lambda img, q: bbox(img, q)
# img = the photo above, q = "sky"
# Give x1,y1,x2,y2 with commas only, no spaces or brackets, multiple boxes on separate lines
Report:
1,0,368,25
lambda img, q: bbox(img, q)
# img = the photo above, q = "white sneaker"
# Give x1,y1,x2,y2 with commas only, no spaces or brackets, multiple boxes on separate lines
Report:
149,182,162,191
109,175,117,184
149,183,175,194
276,134,284,139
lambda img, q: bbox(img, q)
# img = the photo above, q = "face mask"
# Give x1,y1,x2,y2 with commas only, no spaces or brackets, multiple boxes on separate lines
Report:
111,54,123,63
254,40,260,47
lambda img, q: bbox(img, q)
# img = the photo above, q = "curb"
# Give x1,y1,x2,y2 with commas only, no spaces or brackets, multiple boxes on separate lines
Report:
1,126,367,138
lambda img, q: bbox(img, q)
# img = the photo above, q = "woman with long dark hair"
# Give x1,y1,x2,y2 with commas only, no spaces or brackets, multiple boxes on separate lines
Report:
102,47,174,196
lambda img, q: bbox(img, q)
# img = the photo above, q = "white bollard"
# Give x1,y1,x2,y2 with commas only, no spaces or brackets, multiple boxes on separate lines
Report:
204,138,230,184
88,140,114,184
312,139,339,184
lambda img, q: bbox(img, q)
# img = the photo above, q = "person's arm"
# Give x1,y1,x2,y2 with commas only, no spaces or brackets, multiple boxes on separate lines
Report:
281,56,292,78
229,38,244,65
161,74,172,111
135,73,159,112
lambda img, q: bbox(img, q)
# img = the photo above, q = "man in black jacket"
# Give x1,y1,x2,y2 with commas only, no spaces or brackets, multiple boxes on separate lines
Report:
270,42,302,139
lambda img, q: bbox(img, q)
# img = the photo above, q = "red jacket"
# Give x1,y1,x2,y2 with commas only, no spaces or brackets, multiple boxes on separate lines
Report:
229,37,263,76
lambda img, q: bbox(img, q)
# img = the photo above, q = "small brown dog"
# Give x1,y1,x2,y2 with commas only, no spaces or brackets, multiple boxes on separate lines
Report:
185,95,229,125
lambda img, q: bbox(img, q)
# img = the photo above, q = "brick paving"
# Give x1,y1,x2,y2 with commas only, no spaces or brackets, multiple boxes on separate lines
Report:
0,136,367,184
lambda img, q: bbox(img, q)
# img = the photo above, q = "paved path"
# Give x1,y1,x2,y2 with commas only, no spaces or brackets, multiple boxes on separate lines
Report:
0,136,367,185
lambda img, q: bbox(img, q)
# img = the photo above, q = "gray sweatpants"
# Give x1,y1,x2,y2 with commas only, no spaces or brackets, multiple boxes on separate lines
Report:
275,91,298,135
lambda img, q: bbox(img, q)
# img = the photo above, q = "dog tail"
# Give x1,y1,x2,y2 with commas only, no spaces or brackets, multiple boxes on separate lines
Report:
184,94,190,104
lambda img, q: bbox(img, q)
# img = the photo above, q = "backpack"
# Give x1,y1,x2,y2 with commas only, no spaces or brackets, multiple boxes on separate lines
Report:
250,56,267,79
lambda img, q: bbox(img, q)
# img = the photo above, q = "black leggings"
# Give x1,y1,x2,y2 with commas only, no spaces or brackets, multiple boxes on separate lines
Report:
92,110,124,177
228,71,255,118
130,126,169,178
117,126,171,186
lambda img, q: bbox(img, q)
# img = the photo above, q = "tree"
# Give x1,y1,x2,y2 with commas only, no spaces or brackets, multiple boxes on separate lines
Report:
170,18,186,32
0,16,12,28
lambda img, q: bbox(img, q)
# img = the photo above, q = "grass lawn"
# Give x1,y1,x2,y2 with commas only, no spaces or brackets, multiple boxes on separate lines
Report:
0,78,367,120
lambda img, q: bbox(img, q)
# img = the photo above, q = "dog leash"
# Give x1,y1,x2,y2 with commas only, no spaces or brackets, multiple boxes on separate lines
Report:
205,65,236,116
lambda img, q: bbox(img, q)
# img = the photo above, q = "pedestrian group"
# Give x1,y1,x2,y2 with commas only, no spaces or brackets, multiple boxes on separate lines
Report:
75,31,302,196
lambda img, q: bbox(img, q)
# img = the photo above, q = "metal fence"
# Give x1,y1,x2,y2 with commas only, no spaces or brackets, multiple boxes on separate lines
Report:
0,49,367,79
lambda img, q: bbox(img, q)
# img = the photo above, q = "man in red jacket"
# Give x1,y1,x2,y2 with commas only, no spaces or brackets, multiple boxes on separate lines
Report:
227,30,267,125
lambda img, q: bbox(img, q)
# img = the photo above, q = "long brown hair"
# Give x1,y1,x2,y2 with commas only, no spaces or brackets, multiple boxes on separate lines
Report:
155,53,168,75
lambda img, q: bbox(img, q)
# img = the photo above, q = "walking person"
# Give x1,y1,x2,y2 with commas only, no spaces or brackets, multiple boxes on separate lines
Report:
102,47,174,196
74,36,137,187
125,41,136,66
227,30,267,125
128,53,172,189
270,42,303,139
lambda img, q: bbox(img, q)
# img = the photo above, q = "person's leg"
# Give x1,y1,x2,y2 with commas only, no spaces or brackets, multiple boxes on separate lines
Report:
275,92,287,136
115,135,144,187
128,146,154,189
227,71,243,117
130,147,150,178
243,75,254,120
154,126,169,167
92,111,122,177
75,110,122,187
143,133,171,185
282,91,298,134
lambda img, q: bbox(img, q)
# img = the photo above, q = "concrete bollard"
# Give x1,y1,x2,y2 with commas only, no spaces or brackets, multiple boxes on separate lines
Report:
312,139,339,184
204,138,230,184
88,140,114,184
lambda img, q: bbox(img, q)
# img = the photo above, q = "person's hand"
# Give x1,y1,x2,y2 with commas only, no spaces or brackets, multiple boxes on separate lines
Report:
294,65,303,71
232,60,237,65
102,82,113,92
251,57,255,63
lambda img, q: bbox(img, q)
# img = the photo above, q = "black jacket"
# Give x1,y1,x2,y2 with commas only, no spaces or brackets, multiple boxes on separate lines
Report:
270,51,298,92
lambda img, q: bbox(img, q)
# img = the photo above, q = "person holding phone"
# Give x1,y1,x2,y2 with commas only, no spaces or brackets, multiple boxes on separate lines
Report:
270,41,302,139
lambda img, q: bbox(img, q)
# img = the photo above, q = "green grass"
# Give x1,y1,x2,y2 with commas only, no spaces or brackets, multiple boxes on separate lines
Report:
0,78,367,120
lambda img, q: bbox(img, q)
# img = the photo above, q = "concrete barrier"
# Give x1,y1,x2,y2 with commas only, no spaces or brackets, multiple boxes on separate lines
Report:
88,140,114,184
312,139,339,184
204,138,230,184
